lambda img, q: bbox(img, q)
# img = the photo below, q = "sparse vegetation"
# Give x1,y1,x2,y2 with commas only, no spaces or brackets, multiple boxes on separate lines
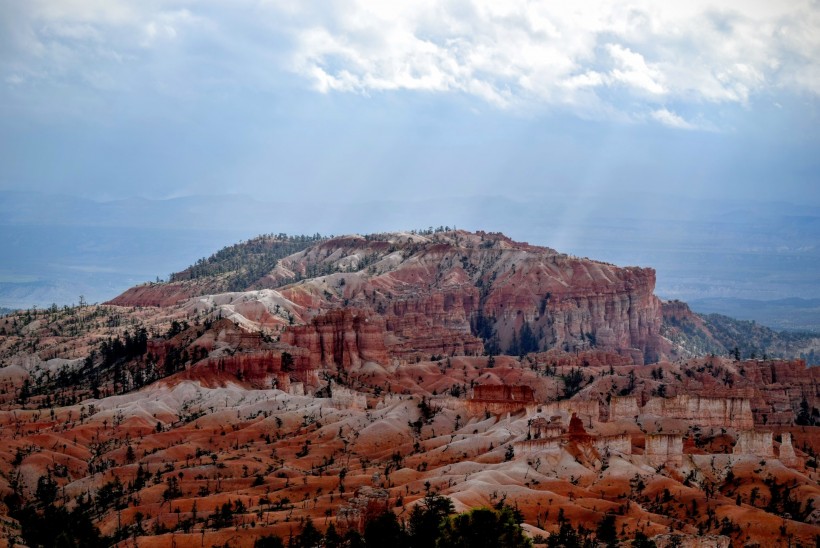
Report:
170,233,327,290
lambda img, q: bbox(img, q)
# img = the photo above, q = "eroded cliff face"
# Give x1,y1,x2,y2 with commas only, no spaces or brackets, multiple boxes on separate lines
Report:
733,431,774,457
280,309,389,370
288,232,669,364
610,396,640,421
470,241,664,364
642,395,755,430
107,230,670,364
466,384,536,415
4,303,820,548
486,262,663,362
594,434,632,456
382,287,485,359
738,359,820,426
646,433,684,468
779,432,799,466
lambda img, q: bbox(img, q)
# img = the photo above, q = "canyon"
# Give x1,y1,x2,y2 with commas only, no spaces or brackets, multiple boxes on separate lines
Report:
0,229,817,547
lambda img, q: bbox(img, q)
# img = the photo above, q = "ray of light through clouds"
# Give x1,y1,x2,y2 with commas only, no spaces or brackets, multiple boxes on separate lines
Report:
0,0,817,202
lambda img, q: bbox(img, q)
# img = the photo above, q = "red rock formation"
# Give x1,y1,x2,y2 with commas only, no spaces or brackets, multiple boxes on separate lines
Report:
539,401,601,425
567,413,592,443
736,359,820,425
482,263,666,364
203,351,315,386
535,350,633,368
337,486,390,533
107,281,211,307
280,309,389,370
107,230,672,364
661,299,714,337
466,384,535,415
593,434,632,456
472,384,535,402
514,438,562,456
528,417,564,440
643,395,754,430
779,432,799,467
665,358,818,428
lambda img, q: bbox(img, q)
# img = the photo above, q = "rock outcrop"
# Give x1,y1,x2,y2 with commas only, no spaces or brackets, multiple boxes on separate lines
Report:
609,396,640,421
380,288,485,359
208,352,290,385
737,359,820,426
514,438,561,456
351,232,670,364
537,400,601,426
643,395,754,430
527,417,564,440
329,385,367,410
107,281,207,307
467,384,535,416
280,309,389,370
779,432,799,466
567,412,593,444
109,230,672,364
733,431,774,458
594,434,632,456
646,433,683,468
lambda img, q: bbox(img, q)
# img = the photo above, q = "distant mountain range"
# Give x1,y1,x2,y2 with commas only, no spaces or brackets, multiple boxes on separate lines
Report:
662,301,819,365
689,297,820,332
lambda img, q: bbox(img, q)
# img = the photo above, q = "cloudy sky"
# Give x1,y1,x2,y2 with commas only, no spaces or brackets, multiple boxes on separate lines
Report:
1,0,819,205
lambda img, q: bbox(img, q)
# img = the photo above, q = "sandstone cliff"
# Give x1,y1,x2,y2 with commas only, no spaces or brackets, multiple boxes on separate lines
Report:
467,384,536,416
642,395,754,430
280,309,389,370
646,433,684,468
733,430,774,457
109,230,671,364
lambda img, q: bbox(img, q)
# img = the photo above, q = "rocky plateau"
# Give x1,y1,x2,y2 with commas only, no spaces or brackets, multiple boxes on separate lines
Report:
0,229,817,547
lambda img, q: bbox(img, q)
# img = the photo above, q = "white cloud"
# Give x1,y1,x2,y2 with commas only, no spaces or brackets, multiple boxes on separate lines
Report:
650,108,696,130
3,0,819,128
276,0,820,126
605,44,666,95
